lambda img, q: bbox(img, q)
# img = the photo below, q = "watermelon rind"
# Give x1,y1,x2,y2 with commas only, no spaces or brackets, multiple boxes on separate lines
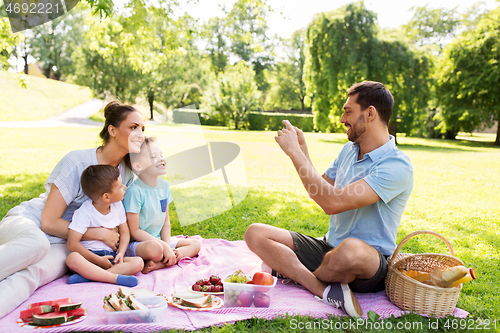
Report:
32,312,67,326
55,302,82,312
63,307,86,318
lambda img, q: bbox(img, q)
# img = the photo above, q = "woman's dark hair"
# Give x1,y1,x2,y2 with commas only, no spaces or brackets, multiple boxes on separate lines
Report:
347,81,394,126
99,101,138,145
81,164,120,201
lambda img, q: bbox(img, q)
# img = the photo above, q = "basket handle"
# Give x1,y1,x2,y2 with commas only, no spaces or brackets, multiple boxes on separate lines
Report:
388,230,455,267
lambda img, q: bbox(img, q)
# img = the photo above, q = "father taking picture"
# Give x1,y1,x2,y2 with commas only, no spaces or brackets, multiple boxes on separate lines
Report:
244,81,413,318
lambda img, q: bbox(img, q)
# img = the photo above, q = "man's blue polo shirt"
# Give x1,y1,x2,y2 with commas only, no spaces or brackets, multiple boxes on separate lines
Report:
324,135,413,256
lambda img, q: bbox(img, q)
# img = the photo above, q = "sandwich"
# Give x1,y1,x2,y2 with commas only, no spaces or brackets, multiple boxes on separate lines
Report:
180,295,213,308
103,294,122,311
103,292,150,311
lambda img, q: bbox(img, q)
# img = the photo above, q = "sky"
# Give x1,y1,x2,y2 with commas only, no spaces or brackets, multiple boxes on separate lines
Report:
175,0,499,39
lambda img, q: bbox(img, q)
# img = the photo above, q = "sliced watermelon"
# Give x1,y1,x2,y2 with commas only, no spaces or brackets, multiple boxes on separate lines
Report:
20,305,54,321
29,298,71,309
55,302,82,312
61,307,86,318
31,312,67,326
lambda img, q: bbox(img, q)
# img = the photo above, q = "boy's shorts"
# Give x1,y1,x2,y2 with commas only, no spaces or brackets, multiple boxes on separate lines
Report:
90,249,117,265
125,237,180,257
69,249,117,274
290,231,389,293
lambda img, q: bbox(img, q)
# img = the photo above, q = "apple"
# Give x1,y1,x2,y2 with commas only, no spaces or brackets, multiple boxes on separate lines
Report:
252,272,274,285
254,292,271,308
235,291,253,307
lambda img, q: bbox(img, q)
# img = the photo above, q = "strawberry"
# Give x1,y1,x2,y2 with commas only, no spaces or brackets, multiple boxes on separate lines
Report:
192,284,203,292
209,275,221,285
213,285,223,292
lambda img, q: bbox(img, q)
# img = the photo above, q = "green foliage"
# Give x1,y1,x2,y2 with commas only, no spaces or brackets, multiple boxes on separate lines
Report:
204,17,229,74
29,7,87,80
248,111,313,132
226,0,274,92
0,17,23,69
437,6,500,145
403,5,461,53
264,28,309,112
304,1,431,137
201,62,261,129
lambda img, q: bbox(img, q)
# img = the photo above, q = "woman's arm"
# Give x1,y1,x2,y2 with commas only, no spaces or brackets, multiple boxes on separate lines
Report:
41,184,71,239
41,184,119,250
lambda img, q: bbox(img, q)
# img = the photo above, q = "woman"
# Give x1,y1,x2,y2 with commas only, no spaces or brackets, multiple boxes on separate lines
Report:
0,101,145,318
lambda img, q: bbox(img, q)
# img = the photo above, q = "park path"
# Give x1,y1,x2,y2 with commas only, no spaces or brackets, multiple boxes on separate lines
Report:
0,98,104,128
0,99,221,133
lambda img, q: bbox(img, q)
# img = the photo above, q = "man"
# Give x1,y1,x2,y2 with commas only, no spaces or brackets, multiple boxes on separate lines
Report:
244,81,413,318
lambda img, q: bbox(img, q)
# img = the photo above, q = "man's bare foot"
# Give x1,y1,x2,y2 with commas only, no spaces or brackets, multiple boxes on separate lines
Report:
142,260,165,274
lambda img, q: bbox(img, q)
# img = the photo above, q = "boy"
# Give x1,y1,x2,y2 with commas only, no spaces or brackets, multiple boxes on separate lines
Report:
66,165,144,286
123,137,200,274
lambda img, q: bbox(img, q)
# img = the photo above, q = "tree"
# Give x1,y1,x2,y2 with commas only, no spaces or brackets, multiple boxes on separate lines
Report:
30,8,86,79
304,1,431,138
226,0,274,92
437,6,500,145
204,16,229,74
201,62,261,129
403,5,461,54
264,28,309,111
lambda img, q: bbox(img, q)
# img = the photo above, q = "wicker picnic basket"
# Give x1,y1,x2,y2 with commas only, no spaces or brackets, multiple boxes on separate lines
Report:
385,230,464,316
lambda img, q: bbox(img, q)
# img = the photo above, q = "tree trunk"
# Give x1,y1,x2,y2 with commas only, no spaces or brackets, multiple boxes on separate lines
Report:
44,64,52,78
300,97,305,111
147,90,154,120
495,121,500,146
23,54,29,74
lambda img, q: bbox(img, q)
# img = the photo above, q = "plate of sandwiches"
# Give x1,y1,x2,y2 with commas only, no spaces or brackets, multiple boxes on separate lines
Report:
103,286,167,311
169,290,224,311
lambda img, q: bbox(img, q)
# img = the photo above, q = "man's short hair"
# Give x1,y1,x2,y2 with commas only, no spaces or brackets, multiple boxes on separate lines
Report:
347,81,394,126
81,164,120,201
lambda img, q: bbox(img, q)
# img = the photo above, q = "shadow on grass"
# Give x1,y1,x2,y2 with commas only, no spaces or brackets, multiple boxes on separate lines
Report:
0,173,47,217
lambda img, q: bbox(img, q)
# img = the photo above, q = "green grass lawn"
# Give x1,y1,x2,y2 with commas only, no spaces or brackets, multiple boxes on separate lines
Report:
0,126,498,332
0,70,93,121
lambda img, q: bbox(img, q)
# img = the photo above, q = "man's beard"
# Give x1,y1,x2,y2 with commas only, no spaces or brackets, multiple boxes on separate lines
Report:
346,114,366,142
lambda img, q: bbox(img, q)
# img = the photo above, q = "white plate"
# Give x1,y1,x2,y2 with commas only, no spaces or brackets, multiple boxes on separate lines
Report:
168,296,224,311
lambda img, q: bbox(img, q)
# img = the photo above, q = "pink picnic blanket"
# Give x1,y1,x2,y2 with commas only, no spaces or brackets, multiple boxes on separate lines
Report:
1,237,468,332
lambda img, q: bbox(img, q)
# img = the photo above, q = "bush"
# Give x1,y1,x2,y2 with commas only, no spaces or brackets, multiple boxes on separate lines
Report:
248,112,314,132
